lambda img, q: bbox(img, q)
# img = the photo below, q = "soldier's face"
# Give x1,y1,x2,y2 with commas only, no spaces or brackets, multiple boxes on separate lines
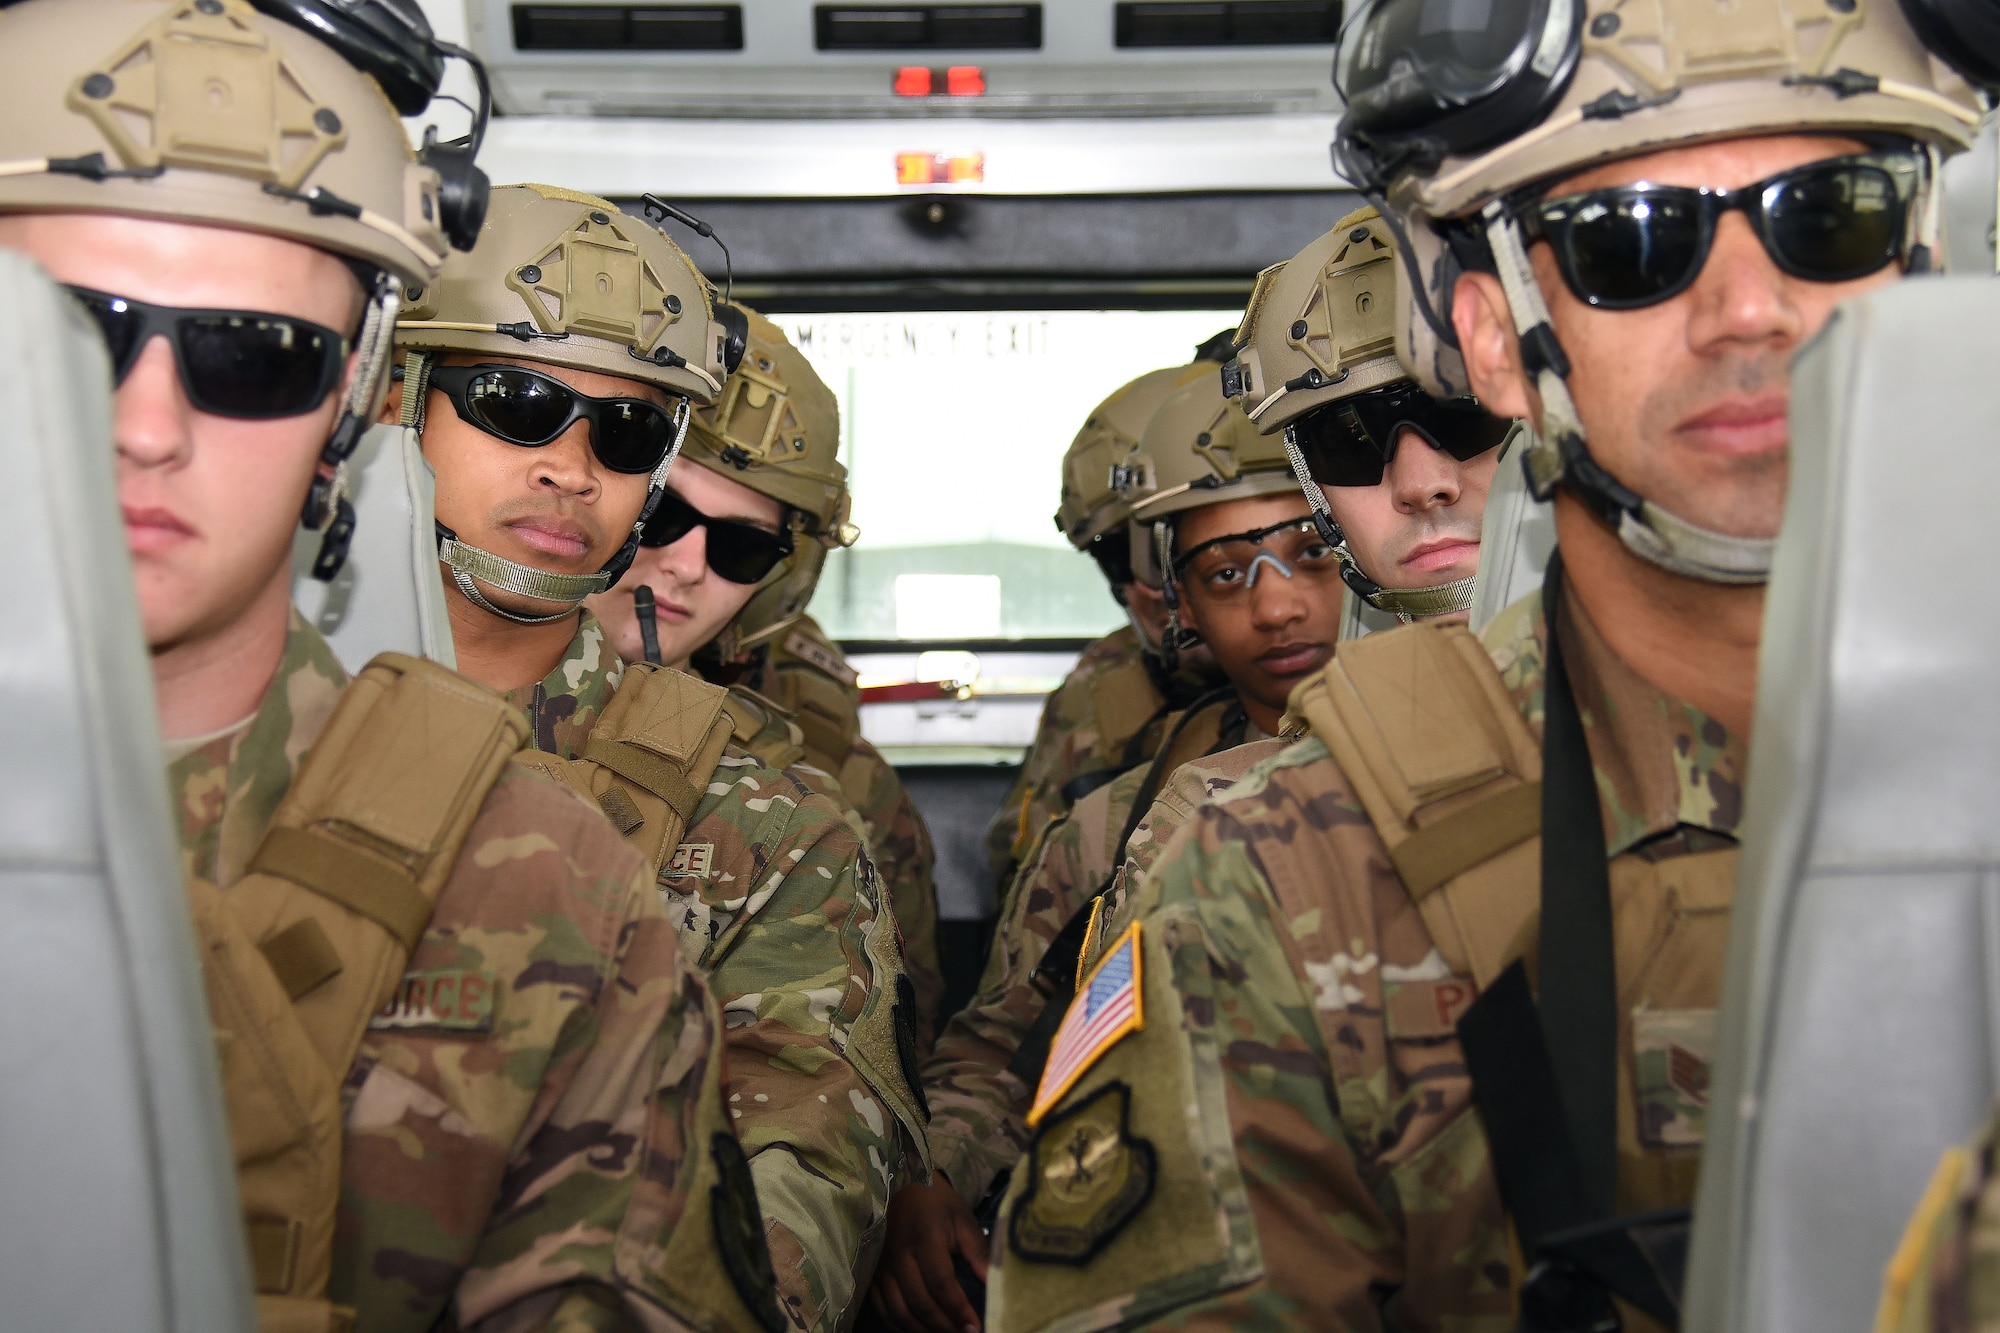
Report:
591,459,782,670
1173,494,1342,719
1456,133,1890,544
1121,578,1220,676
421,354,659,622
1321,425,1492,621
0,212,361,652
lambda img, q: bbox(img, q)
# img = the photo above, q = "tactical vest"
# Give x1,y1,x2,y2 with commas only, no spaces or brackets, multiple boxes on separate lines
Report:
185,654,526,1333
511,663,739,880
1290,607,1731,1333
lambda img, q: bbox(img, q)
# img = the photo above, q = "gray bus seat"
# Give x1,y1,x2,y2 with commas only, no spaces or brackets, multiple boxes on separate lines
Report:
291,421,456,672
1469,425,1556,632
1687,275,2000,1333
0,254,252,1330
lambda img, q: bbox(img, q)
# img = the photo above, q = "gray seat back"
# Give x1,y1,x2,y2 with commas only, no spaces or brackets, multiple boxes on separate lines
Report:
1687,275,2000,1333
0,254,252,1330
292,422,456,672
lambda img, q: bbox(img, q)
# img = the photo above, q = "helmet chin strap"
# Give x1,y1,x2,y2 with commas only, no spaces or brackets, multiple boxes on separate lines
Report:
1281,422,1478,623
1479,203,1775,585
435,393,693,626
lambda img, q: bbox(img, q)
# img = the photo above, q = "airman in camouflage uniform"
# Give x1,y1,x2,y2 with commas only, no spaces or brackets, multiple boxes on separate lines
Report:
506,609,926,1332
398,188,926,1332
763,614,945,1054
174,614,746,1331
578,309,946,1063
987,0,1980,1327
0,1,763,1326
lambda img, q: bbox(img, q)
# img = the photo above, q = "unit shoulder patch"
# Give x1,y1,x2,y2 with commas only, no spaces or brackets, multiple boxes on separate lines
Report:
369,967,497,1034
709,1131,785,1333
1010,1080,1157,1265
783,629,858,687
1028,921,1143,1127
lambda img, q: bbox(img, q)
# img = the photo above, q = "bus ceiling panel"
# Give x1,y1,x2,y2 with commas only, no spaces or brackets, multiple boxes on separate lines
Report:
604,191,1359,311
464,0,1341,119
475,113,1346,197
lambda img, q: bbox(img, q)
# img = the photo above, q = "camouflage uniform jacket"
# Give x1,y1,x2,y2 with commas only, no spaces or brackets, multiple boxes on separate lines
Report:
171,614,728,1332
510,614,929,1333
756,632,946,1058
926,701,1274,1210
981,626,1167,894
986,587,1746,1333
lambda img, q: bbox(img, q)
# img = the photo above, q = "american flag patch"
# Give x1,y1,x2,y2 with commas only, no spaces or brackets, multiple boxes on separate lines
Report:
1028,922,1143,1127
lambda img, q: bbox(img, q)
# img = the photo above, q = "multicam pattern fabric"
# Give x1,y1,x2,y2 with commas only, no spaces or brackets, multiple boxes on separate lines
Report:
980,627,1164,893
988,587,1748,1332
838,735,945,1055
925,725,1277,1210
761,618,945,1052
1883,1104,2000,1333
512,614,926,1333
171,614,726,1331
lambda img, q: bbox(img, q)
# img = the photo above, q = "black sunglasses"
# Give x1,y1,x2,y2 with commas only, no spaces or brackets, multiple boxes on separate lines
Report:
638,489,794,585
67,286,348,420
1288,383,1511,488
427,363,685,475
1525,152,1920,311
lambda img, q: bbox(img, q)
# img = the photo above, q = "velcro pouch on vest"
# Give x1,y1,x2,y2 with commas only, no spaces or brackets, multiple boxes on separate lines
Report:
1291,624,1542,988
197,653,529,1324
516,664,734,878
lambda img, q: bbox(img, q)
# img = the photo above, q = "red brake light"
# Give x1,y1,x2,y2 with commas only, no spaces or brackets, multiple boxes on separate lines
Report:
893,66,933,96
946,65,985,96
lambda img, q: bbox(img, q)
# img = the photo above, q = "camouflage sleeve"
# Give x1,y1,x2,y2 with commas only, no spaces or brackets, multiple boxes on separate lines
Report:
840,736,944,1056
987,742,1511,1333
984,714,1049,887
1878,1104,2000,1333
920,801,1101,1208
670,749,929,1333
336,767,738,1333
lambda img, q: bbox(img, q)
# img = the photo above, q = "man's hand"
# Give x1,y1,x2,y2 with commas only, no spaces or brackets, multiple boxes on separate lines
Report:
866,1172,989,1333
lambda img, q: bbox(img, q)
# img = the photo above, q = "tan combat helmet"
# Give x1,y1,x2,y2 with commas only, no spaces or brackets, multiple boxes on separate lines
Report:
1055,365,1191,592
0,0,485,576
673,308,858,663
1123,365,1306,665
396,182,733,624
1226,204,1490,620
1333,0,1987,584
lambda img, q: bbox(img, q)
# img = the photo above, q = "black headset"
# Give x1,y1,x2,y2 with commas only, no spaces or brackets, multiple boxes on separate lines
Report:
250,0,491,250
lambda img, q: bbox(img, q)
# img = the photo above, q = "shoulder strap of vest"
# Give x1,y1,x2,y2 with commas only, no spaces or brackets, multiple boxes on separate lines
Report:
722,684,809,773
1290,623,1543,988
514,664,735,878
203,652,530,1316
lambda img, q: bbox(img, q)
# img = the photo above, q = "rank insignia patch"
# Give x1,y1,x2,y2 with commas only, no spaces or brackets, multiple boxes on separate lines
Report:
1010,1080,1156,1265
1028,921,1143,1127
370,968,496,1034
